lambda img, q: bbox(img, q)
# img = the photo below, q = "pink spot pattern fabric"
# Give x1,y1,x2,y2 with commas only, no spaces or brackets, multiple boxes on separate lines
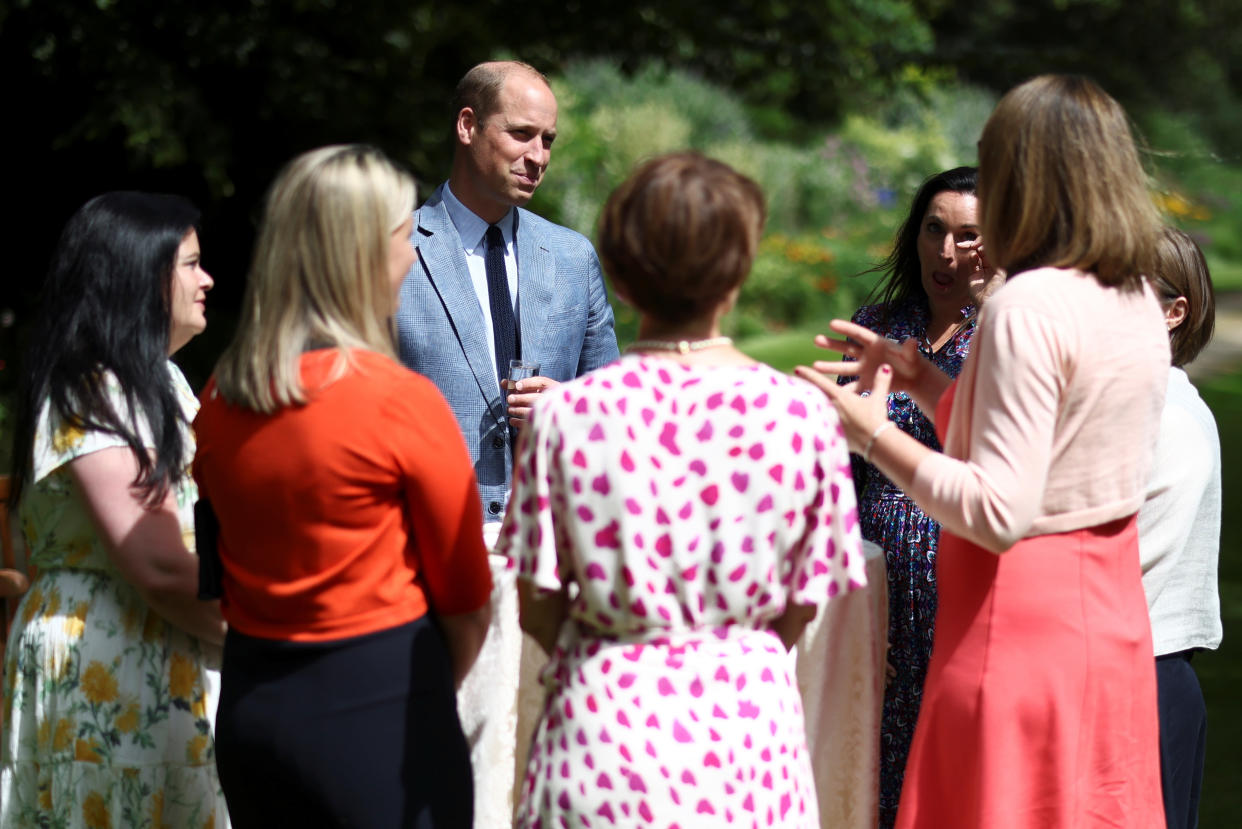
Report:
498,356,865,827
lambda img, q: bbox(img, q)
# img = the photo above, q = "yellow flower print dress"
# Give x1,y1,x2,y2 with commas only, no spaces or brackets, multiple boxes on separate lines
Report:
1,363,227,828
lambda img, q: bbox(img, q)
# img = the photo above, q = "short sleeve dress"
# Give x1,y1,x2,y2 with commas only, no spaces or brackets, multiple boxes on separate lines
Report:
1,363,227,829
499,355,867,828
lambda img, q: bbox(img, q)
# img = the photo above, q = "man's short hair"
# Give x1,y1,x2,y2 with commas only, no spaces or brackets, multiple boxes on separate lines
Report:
451,61,550,129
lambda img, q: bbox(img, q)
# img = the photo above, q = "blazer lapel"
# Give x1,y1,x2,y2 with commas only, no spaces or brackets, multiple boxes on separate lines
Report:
414,192,497,399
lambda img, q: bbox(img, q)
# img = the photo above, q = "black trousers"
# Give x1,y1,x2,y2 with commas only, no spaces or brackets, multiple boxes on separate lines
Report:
215,616,473,828
1155,650,1207,829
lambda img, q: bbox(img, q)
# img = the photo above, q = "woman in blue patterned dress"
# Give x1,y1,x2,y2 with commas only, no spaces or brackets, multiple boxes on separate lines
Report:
834,167,999,829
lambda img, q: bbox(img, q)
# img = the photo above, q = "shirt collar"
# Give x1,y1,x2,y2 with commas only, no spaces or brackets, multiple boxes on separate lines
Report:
442,182,516,255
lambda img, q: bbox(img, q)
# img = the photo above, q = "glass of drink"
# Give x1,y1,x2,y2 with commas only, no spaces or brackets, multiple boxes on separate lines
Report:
508,359,540,384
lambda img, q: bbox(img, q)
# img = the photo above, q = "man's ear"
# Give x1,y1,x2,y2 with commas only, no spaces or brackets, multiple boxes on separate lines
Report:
456,107,477,146
1164,295,1189,331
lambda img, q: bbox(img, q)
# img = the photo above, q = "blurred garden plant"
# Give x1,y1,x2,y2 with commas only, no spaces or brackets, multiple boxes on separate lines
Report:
531,61,995,342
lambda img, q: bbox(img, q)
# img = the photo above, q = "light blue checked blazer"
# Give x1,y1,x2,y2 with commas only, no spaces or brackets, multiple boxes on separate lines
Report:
395,184,619,520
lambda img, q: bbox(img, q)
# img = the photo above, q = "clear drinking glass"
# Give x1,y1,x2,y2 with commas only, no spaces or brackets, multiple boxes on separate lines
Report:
508,359,540,384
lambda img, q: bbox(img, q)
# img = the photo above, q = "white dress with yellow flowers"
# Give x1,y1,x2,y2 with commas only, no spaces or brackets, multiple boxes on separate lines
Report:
1,363,227,829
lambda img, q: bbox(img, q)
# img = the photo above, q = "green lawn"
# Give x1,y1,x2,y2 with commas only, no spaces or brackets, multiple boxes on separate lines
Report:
733,327,829,372
743,327,1241,827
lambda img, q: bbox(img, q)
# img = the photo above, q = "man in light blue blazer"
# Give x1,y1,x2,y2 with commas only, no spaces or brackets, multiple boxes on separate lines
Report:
396,61,619,521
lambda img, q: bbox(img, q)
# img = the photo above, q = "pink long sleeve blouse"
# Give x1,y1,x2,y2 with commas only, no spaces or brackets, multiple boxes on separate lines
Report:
909,267,1170,553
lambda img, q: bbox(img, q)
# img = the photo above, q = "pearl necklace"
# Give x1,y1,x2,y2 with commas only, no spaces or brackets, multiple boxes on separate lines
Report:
626,336,734,355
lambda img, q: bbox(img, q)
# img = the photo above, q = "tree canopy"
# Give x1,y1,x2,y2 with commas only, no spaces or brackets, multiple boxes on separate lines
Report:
3,0,1240,326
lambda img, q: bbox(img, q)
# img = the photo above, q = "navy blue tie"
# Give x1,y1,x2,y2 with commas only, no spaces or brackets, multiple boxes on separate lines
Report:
485,224,518,389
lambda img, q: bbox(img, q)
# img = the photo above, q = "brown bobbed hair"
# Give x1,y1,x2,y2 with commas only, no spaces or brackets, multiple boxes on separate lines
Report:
597,152,766,326
1151,227,1216,367
978,74,1161,288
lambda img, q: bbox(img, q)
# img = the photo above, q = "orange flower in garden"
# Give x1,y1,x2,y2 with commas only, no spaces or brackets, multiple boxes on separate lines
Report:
83,791,110,828
75,738,102,763
1155,190,1212,222
169,652,196,700
81,661,118,704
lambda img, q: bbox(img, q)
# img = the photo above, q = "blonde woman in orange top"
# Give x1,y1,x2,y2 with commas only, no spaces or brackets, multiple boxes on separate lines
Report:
193,145,492,828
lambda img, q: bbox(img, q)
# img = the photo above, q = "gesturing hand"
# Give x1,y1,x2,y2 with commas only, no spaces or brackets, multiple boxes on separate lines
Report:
794,361,895,454
808,320,927,396
958,238,1004,305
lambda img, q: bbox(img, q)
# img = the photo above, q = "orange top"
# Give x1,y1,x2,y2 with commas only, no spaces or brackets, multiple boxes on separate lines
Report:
192,349,492,641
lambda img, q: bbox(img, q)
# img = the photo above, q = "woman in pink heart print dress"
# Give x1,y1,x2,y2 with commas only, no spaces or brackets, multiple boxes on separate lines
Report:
498,152,867,827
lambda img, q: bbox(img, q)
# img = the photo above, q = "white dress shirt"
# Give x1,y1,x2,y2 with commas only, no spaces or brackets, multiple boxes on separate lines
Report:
1137,367,1223,656
442,182,520,384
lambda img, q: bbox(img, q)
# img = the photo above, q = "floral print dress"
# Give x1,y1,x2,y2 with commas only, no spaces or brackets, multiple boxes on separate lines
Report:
841,299,977,829
500,356,867,828
1,363,227,829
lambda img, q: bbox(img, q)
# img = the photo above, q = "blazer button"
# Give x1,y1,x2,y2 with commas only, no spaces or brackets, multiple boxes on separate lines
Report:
492,436,505,449
488,501,503,515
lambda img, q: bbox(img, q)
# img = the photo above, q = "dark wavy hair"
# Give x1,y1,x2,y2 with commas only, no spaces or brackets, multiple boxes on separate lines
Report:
9,192,200,508
862,166,978,325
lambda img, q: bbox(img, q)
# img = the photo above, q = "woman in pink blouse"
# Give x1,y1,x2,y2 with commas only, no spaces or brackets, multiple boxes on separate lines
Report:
799,75,1169,828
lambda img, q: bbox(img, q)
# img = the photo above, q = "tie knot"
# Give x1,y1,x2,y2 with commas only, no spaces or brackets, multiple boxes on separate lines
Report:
486,224,505,248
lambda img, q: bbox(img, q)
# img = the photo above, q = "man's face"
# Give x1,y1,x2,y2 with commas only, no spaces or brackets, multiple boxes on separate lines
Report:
456,73,558,222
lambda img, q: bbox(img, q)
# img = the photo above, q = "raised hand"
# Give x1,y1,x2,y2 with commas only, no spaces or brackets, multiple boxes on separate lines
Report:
809,320,927,395
802,319,953,426
959,238,1004,305
795,361,894,454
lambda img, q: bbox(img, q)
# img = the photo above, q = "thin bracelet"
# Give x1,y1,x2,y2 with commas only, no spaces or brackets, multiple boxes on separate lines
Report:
862,421,896,465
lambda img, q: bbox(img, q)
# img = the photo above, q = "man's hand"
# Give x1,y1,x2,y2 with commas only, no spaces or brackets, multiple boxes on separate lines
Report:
503,376,559,426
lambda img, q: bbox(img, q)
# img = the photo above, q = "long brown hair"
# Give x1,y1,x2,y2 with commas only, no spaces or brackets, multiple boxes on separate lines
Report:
978,74,1161,288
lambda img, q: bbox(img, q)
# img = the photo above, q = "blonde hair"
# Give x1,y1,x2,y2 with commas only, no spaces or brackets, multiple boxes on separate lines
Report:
978,75,1161,288
214,145,416,411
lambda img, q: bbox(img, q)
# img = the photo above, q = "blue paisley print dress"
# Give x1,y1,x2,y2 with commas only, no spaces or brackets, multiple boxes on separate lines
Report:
842,298,977,829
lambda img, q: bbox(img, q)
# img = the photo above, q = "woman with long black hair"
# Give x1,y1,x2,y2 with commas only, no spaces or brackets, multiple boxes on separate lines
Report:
836,166,996,829
3,192,227,826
